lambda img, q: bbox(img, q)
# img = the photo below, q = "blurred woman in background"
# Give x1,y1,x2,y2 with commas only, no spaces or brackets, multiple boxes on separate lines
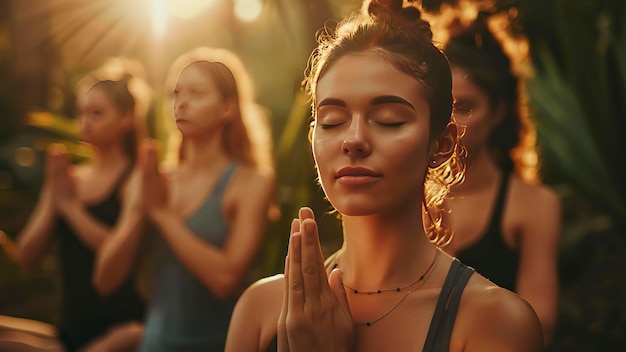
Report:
438,13,561,344
94,47,276,351
3,58,151,352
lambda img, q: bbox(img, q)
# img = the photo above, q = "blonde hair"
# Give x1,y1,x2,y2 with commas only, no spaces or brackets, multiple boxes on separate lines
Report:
163,47,273,172
423,124,467,247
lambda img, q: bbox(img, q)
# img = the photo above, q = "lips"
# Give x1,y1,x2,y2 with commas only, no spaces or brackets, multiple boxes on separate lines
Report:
335,167,381,184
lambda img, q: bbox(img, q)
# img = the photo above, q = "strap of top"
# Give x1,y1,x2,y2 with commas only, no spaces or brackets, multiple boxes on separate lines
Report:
86,163,134,208
184,162,238,225
214,163,239,194
422,259,475,352
484,173,510,235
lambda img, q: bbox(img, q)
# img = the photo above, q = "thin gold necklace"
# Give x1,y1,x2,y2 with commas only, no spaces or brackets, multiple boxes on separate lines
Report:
340,249,440,295
336,249,441,327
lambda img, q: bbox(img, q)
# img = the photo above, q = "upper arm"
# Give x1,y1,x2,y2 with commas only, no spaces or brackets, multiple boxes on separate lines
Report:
15,185,57,271
515,184,561,336
223,170,276,272
226,275,283,352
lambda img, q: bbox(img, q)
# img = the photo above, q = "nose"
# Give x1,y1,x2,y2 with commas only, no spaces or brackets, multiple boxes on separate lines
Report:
174,96,186,112
342,118,371,157
79,114,90,132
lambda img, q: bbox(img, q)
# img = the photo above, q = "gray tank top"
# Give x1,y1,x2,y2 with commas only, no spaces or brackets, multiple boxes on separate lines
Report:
266,257,475,352
140,163,238,352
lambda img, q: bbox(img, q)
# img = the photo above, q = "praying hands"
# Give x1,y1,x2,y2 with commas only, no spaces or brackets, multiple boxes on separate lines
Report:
278,207,354,352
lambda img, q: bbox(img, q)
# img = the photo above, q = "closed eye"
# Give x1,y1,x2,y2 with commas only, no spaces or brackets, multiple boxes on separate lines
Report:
374,121,404,127
320,123,344,129
317,105,349,129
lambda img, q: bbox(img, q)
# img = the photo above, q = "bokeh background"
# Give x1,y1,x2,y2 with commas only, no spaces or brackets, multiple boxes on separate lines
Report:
0,0,624,350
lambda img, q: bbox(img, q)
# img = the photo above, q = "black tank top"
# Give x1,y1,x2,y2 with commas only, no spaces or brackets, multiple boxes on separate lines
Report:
422,259,474,351
455,173,519,291
265,258,474,351
55,166,145,351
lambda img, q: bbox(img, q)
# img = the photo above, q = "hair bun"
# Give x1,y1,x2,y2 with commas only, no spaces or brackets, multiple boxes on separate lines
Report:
367,0,402,15
400,6,422,21
366,0,430,39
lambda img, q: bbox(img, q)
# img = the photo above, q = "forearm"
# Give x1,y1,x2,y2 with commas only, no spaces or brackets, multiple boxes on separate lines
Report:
58,201,110,251
150,209,243,300
93,209,145,296
16,188,56,272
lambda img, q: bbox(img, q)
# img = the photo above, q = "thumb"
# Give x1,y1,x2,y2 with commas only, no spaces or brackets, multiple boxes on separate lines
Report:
329,268,350,314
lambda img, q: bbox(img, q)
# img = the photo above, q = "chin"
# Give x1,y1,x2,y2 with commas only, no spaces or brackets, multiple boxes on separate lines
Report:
329,199,382,217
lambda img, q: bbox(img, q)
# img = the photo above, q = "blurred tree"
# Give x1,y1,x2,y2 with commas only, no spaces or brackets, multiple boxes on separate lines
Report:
0,0,20,142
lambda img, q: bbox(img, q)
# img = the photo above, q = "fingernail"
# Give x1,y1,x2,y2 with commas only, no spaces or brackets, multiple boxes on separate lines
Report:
304,220,315,233
290,218,299,234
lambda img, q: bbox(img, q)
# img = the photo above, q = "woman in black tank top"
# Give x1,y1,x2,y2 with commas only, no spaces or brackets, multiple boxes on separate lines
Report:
6,59,151,352
441,13,562,345
226,1,544,351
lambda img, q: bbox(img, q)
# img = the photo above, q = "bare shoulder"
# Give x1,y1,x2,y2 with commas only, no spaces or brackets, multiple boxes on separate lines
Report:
510,176,561,209
233,164,276,189
228,165,276,206
237,273,283,315
457,274,544,351
227,274,283,351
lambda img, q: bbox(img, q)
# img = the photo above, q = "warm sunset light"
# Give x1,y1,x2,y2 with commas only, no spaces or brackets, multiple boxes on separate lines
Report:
165,0,219,20
150,0,221,37
234,0,264,22
152,0,167,38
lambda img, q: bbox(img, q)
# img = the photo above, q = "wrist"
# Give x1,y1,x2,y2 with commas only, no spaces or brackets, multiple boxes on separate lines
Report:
148,206,170,224
58,199,82,216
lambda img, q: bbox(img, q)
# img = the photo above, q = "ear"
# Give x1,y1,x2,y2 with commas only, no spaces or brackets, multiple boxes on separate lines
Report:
222,97,237,120
491,102,507,128
120,111,135,129
429,122,457,168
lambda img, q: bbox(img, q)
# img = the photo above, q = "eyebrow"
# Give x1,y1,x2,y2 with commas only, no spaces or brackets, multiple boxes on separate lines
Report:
317,96,415,110
317,98,346,108
371,96,415,110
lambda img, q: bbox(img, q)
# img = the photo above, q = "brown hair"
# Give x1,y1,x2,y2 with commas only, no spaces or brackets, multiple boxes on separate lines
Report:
444,12,539,183
305,0,465,246
76,58,151,161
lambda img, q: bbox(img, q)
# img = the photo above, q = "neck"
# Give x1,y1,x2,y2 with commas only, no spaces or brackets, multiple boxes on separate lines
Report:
338,205,438,291
455,148,501,193
90,142,130,170
180,134,231,172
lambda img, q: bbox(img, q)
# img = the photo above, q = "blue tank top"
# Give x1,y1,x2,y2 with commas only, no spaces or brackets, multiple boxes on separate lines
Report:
456,173,519,291
55,166,145,351
140,163,238,352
